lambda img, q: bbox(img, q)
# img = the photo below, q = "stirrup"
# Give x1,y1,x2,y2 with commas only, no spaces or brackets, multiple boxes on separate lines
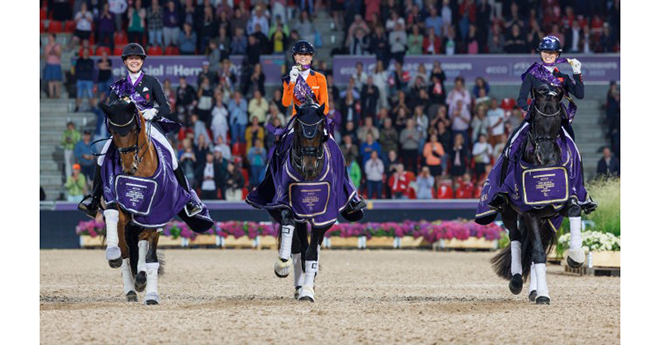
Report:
347,198,366,213
184,201,203,217
78,194,100,219
581,198,598,215
488,193,508,212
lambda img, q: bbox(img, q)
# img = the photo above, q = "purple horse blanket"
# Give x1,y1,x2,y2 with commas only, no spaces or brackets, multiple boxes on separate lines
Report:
246,122,358,227
476,123,587,230
101,138,213,230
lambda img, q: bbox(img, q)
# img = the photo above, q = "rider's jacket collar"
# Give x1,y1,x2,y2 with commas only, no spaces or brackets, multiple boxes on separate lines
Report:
129,70,144,85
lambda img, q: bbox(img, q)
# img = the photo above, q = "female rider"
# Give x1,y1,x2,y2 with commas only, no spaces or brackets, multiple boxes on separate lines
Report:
79,43,202,219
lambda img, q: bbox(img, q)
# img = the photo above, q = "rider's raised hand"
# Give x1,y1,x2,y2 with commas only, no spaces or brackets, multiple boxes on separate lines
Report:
567,58,582,74
289,66,300,82
142,108,158,121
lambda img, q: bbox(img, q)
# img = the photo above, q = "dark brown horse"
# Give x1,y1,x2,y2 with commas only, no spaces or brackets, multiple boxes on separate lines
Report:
100,99,163,305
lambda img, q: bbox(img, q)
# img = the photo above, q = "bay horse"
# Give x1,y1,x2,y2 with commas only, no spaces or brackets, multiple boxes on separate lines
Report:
99,99,164,305
490,85,585,305
247,100,364,302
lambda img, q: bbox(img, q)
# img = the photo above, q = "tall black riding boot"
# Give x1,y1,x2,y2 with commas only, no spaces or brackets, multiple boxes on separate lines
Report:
173,164,203,217
78,164,103,218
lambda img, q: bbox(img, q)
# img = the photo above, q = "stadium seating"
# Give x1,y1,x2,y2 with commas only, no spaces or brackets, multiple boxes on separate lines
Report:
64,20,76,33
165,46,180,55
436,184,454,199
96,46,111,56
48,21,63,33
147,45,163,56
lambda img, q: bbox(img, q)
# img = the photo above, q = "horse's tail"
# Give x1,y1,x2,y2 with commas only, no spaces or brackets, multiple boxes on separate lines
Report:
492,220,556,281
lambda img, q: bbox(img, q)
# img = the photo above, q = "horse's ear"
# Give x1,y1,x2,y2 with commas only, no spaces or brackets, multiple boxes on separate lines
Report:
318,103,325,115
294,103,301,114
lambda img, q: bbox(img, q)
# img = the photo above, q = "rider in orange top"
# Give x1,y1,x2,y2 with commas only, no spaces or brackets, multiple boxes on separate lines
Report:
282,40,329,116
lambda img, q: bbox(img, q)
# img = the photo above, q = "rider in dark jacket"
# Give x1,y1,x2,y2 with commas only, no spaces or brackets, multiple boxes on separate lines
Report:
79,43,202,218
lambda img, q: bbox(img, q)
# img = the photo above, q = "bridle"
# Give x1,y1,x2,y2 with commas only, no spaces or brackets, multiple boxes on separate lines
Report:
113,113,152,174
292,116,325,176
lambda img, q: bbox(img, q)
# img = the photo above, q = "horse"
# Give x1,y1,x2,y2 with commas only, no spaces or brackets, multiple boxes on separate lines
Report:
246,100,364,302
489,85,586,305
97,99,164,304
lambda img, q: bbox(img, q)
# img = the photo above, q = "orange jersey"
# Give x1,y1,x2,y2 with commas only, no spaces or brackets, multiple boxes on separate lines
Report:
282,69,329,116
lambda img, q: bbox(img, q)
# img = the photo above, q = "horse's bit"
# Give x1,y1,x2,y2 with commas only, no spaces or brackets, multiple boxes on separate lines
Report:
116,115,152,174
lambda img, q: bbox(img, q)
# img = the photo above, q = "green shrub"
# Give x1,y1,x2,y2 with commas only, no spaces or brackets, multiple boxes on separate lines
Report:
584,178,620,236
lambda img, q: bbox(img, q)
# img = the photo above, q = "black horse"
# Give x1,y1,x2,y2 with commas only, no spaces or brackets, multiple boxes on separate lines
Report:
490,85,585,305
247,100,364,302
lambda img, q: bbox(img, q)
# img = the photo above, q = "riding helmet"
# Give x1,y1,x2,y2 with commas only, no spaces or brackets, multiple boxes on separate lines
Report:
537,36,562,53
122,43,147,60
291,40,315,56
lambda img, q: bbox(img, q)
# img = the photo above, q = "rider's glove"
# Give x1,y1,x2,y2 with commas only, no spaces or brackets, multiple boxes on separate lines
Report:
289,66,300,83
568,58,582,74
142,108,158,121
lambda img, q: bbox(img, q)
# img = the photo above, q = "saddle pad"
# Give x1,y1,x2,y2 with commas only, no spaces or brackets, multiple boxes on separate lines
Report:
115,175,158,215
289,182,331,217
522,167,569,206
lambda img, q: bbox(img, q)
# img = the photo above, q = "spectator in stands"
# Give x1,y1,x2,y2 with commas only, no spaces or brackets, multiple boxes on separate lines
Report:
179,22,197,55
435,121,452,175
606,81,620,153
43,34,63,99
431,105,451,136
69,2,93,50
196,75,214,124
97,4,116,51
163,0,181,47
412,105,429,152
347,157,362,192
423,27,442,55
247,139,267,188
199,5,219,54
365,150,385,199
214,135,232,161
341,134,359,165
466,24,480,54
360,132,382,166
214,29,231,64
471,105,489,144
450,99,471,146
372,61,390,110
176,76,197,121
248,4,269,36
65,164,87,202
179,139,196,185
265,103,286,129
213,145,230,173
486,98,506,146
389,22,407,64
472,77,490,99
492,135,507,160
229,91,248,144
526,19,544,54
348,27,371,55
74,130,95,184
127,0,146,45
340,92,359,130
389,164,412,199
416,167,435,200
487,23,505,54
357,117,380,143
219,58,238,90
444,25,457,55
147,0,164,49
423,133,445,181
446,76,471,116
472,134,493,181
597,147,620,178
341,77,361,101
407,24,424,55
449,133,469,185
400,119,421,174
245,116,265,153
504,23,527,54
196,152,222,200
383,150,398,198
190,113,212,149
379,117,399,155
231,27,248,55
505,107,523,134
223,162,245,201
95,51,113,102
74,49,95,112
245,64,266,99
194,134,212,169
360,77,380,120
198,61,218,89
425,6,443,36
211,93,229,143
247,90,269,125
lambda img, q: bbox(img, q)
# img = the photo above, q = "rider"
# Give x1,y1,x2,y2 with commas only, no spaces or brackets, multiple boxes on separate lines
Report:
282,40,365,213
492,36,596,267
78,42,202,218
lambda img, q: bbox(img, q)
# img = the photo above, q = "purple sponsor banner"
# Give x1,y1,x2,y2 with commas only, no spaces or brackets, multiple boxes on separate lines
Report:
332,54,620,85
96,55,285,85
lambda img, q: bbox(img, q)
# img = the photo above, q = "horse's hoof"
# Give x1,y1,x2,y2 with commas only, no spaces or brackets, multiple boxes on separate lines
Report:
297,285,315,302
274,258,292,278
108,257,122,269
535,296,550,305
126,291,138,302
509,274,523,295
529,290,537,302
106,247,122,268
294,286,302,300
145,292,160,305
567,248,585,268
135,271,146,292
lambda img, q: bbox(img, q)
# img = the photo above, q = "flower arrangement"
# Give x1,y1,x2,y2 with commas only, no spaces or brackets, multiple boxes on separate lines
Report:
75,219,105,237
558,231,621,253
76,219,504,242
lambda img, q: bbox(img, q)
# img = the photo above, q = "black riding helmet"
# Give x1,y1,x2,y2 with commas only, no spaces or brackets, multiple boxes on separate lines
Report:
537,36,562,56
122,43,147,60
291,40,314,57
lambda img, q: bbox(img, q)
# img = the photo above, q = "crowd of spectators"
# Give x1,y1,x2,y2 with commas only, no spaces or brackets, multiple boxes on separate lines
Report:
42,0,620,200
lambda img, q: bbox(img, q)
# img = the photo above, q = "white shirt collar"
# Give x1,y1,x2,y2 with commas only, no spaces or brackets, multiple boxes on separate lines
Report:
129,71,143,84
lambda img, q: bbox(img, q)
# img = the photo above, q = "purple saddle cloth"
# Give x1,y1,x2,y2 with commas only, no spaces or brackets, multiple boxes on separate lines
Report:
246,121,358,227
475,123,587,230
101,139,213,229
